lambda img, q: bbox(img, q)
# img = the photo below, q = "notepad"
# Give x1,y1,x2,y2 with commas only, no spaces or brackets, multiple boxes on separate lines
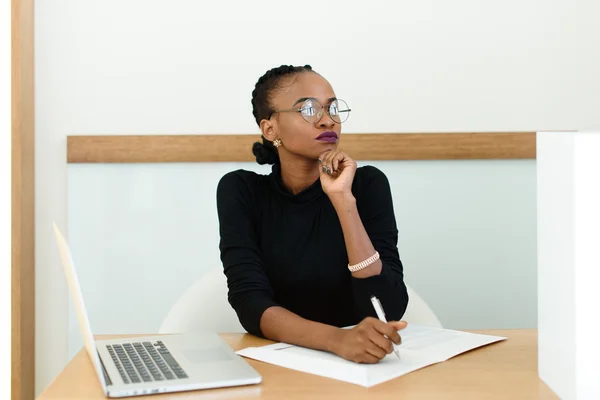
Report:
236,324,506,387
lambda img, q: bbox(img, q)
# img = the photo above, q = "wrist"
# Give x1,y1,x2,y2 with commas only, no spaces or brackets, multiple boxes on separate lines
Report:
325,327,345,354
351,261,383,278
328,192,356,208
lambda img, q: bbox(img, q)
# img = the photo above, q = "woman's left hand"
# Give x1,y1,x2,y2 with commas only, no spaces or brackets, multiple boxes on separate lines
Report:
319,150,357,198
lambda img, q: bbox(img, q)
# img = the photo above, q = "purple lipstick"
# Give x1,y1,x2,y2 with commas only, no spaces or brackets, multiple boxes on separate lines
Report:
316,131,338,143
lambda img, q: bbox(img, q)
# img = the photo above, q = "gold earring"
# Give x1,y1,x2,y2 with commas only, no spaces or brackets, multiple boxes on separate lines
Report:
273,138,282,148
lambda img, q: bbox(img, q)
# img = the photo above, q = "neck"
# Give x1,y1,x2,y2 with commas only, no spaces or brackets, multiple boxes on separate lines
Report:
278,155,320,195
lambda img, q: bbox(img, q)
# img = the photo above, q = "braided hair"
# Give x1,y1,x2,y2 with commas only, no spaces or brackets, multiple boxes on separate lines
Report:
251,64,314,165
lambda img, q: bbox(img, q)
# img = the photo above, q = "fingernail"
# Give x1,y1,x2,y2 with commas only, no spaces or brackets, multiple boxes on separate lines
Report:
318,159,322,164
322,166,327,172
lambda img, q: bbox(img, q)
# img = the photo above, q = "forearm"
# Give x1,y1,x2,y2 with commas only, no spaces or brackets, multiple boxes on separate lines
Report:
259,306,342,353
330,194,382,278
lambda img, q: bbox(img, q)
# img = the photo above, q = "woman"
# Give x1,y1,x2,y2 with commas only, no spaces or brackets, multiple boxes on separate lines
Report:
216,64,409,364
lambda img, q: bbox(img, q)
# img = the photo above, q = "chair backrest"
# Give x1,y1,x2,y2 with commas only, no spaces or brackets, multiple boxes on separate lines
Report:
158,267,246,334
402,285,443,328
159,267,442,334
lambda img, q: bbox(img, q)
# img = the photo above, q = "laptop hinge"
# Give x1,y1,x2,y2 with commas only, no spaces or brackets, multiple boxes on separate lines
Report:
97,350,113,386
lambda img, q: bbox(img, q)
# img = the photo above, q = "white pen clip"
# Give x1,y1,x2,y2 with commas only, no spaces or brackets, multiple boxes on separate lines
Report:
370,296,401,359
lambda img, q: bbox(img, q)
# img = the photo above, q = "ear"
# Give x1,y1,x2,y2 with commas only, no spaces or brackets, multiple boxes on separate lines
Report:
260,119,278,142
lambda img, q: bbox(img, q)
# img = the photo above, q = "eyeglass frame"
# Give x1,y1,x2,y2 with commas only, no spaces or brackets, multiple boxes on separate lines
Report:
268,97,351,124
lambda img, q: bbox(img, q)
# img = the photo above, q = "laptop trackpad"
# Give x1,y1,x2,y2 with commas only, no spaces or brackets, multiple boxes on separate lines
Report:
182,347,233,364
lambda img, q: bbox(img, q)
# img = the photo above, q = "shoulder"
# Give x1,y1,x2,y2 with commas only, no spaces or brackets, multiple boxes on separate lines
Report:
217,169,260,189
351,165,393,202
217,170,268,217
217,169,269,203
355,165,387,179
352,165,390,190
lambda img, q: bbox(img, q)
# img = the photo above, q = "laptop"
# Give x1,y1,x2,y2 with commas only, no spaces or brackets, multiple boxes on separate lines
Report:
53,223,262,397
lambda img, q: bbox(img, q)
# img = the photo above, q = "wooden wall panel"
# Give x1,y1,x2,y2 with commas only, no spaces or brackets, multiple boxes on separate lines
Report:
12,0,35,399
67,132,536,163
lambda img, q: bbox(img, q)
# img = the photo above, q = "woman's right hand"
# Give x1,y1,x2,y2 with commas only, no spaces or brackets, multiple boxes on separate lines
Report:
330,317,407,364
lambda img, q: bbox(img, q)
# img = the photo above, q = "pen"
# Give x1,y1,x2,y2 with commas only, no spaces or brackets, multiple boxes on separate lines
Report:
370,296,401,359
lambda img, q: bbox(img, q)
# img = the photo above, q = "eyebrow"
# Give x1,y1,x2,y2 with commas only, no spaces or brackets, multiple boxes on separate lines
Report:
293,97,337,106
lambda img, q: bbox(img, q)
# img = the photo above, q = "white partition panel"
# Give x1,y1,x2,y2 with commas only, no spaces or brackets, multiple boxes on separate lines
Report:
537,131,600,400
67,159,537,359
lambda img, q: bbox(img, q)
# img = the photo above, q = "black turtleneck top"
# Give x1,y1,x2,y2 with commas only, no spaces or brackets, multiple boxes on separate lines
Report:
216,163,409,337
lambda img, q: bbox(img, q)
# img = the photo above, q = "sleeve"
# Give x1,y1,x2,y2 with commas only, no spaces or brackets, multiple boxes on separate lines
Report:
216,172,280,337
350,166,409,322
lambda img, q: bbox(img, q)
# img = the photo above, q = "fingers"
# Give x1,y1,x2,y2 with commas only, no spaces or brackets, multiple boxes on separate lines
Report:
318,155,328,174
390,320,408,331
318,154,329,175
342,320,405,364
358,318,396,358
332,152,343,173
318,150,331,167
357,352,380,364
319,150,339,176
319,150,351,177
367,328,394,354
365,341,388,360
372,320,402,345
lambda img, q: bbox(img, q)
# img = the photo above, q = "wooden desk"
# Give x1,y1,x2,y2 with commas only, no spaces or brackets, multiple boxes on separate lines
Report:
38,330,557,399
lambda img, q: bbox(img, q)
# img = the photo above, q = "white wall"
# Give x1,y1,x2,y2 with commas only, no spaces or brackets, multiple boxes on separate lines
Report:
2,0,12,396
35,0,600,395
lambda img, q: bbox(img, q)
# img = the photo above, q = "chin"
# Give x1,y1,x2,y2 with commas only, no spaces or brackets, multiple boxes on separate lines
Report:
320,141,339,148
311,141,338,157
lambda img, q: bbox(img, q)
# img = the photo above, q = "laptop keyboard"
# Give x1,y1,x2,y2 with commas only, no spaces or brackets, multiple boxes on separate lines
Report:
106,340,188,384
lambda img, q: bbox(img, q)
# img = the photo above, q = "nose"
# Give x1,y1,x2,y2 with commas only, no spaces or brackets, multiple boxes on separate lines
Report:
317,112,336,128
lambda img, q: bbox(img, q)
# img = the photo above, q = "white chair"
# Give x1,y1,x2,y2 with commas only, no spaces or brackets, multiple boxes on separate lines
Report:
159,267,442,334
159,267,246,334
402,285,443,328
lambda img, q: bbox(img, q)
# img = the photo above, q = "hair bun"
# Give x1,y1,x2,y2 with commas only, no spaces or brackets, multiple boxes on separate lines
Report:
252,141,278,165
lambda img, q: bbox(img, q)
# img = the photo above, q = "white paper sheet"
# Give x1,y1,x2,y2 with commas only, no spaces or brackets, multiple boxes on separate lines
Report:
236,325,506,387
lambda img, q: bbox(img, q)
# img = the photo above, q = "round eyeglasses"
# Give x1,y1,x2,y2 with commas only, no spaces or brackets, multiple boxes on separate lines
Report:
269,98,351,124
